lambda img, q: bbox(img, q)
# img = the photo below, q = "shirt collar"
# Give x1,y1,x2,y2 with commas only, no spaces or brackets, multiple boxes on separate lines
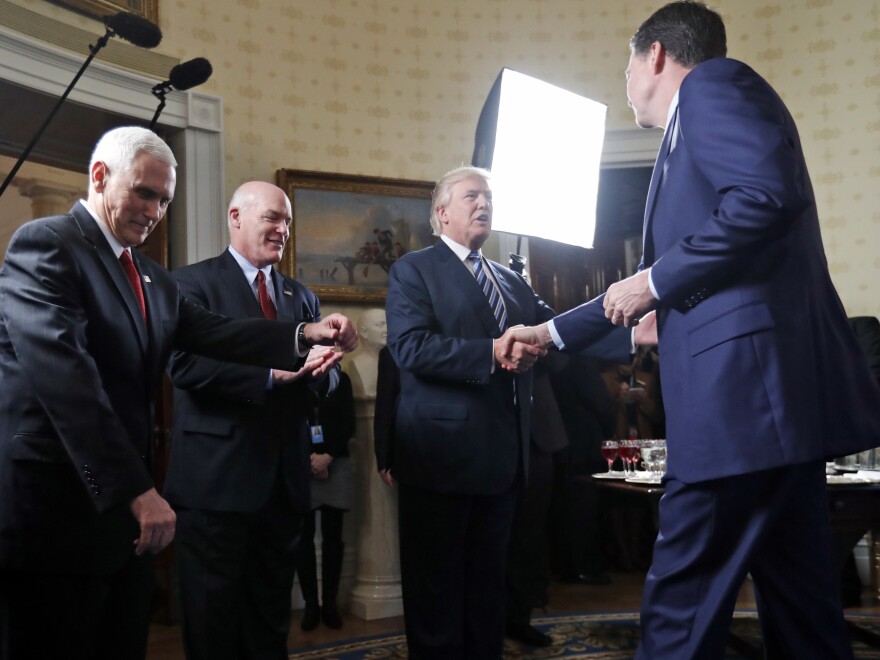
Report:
440,234,480,263
665,90,679,132
79,199,127,258
227,245,274,285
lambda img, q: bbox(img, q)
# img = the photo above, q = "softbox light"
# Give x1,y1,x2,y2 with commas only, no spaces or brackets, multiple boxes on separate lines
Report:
472,68,606,249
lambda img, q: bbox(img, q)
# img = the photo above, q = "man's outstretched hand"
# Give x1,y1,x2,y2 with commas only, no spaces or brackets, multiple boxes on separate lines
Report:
303,313,358,353
493,324,549,373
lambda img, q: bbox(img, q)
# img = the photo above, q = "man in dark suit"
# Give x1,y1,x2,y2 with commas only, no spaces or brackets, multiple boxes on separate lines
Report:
0,128,356,660
506,3,880,658
385,166,638,658
385,166,551,658
164,181,341,659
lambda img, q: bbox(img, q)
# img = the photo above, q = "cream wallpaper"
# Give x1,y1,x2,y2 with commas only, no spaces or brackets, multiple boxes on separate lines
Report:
5,0,880,317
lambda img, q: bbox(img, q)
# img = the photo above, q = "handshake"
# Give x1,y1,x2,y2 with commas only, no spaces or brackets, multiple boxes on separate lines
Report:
493,311,658,374
493,324,553,374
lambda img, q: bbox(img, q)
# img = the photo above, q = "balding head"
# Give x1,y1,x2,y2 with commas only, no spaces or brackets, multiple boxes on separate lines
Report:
227,181,292,268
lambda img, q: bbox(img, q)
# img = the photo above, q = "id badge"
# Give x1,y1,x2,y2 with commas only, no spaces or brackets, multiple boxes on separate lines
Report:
310,424,324,444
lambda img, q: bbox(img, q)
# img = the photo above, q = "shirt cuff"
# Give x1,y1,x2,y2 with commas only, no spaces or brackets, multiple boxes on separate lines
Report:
547,319,564,350
647,267,660,300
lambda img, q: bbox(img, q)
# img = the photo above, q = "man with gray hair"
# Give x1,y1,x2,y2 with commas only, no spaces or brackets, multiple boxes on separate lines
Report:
0,127,356,660
385,166,633,658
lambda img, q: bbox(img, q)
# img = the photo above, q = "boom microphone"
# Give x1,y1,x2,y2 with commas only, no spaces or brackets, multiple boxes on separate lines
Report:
149,58,213,129
167,58,213,92
105,12,163,49
0,12,163,200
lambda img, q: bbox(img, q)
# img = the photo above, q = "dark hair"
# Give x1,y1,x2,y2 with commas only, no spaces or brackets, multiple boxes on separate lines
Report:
630,1,726,68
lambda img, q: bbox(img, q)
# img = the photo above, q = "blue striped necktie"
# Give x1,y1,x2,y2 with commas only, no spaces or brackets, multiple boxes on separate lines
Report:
468,251,507,331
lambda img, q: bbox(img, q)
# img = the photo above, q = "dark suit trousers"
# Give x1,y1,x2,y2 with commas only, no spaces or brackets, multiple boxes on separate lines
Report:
174,477,303,660
637,460,854,660
0,554,154,660
506,445,553,626
398,481,518,660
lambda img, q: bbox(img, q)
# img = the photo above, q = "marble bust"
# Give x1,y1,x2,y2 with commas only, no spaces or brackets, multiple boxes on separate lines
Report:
348,307,387,398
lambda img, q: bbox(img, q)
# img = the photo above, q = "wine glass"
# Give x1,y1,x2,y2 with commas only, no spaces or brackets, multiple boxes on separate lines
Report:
600,440,619,473
619,439,640,476
617,440,630,476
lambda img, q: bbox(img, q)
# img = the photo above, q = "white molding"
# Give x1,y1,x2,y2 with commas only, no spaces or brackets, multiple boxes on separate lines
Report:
602,128,663,168
0,26,226,264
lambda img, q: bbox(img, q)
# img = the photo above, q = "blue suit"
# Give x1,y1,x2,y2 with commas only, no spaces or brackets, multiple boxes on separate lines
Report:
553,58,880,658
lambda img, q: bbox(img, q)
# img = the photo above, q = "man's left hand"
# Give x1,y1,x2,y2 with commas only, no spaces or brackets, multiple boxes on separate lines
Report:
604,270,657,327
273,346,341,383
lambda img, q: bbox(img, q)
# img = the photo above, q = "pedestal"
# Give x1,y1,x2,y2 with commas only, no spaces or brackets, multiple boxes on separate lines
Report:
348,396,403,619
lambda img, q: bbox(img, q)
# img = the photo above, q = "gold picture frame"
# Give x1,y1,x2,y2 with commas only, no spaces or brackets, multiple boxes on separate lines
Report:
276,169,435,303
50,0,158,24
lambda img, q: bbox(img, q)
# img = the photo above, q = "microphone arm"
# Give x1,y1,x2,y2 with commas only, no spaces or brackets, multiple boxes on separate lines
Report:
149,58,213,130
0,31,115,200
149,83,171,131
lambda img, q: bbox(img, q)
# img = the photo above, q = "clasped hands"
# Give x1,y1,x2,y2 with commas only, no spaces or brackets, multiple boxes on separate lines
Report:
602,269,657,328
494,325,549,373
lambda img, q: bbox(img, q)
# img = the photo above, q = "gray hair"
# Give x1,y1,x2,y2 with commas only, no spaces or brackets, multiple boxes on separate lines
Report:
89,126,177,176
429,166,492,236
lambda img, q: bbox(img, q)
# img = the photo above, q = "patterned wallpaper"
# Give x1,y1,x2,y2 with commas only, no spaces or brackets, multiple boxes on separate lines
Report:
7,0,880,316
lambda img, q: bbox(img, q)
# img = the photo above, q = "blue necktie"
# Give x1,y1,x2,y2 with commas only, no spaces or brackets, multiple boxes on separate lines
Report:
468,251,507,332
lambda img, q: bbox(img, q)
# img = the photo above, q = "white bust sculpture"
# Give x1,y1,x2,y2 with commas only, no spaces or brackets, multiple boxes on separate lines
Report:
348,307,387,398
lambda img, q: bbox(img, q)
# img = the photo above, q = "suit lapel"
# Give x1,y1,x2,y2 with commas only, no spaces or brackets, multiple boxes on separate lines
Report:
435,242,502,339
69,205,149,353
273,272,311,323
217,250,265,318
642,107,679,267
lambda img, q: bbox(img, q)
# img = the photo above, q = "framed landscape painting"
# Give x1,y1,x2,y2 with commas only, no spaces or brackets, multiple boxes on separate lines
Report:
51,0,158,23
276,169,435,303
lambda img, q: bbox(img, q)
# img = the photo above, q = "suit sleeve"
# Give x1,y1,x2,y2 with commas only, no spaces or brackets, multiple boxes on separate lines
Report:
650,62,812,304
0,222,153,511
168,267,277,404
551,292,632,361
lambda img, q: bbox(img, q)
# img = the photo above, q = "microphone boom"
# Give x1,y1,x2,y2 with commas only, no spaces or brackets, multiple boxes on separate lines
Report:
104,12,162,49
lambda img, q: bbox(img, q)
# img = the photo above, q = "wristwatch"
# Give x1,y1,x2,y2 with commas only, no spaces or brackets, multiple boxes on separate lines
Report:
297,323,313,350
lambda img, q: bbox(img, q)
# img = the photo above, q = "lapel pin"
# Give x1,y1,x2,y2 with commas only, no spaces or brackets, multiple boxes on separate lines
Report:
283,289,293,296
143,276,152,283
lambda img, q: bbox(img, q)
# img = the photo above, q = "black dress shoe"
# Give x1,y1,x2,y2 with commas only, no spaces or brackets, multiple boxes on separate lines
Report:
505,622,552,647
322,602,343,629
564,571,612,585
300,604,320,631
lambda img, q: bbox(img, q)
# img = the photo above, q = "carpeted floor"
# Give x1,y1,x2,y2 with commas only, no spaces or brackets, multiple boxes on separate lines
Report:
287,611,880,659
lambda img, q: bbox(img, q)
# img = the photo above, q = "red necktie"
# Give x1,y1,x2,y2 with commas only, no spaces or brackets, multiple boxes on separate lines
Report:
256,270,277,320
119,250,146,319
